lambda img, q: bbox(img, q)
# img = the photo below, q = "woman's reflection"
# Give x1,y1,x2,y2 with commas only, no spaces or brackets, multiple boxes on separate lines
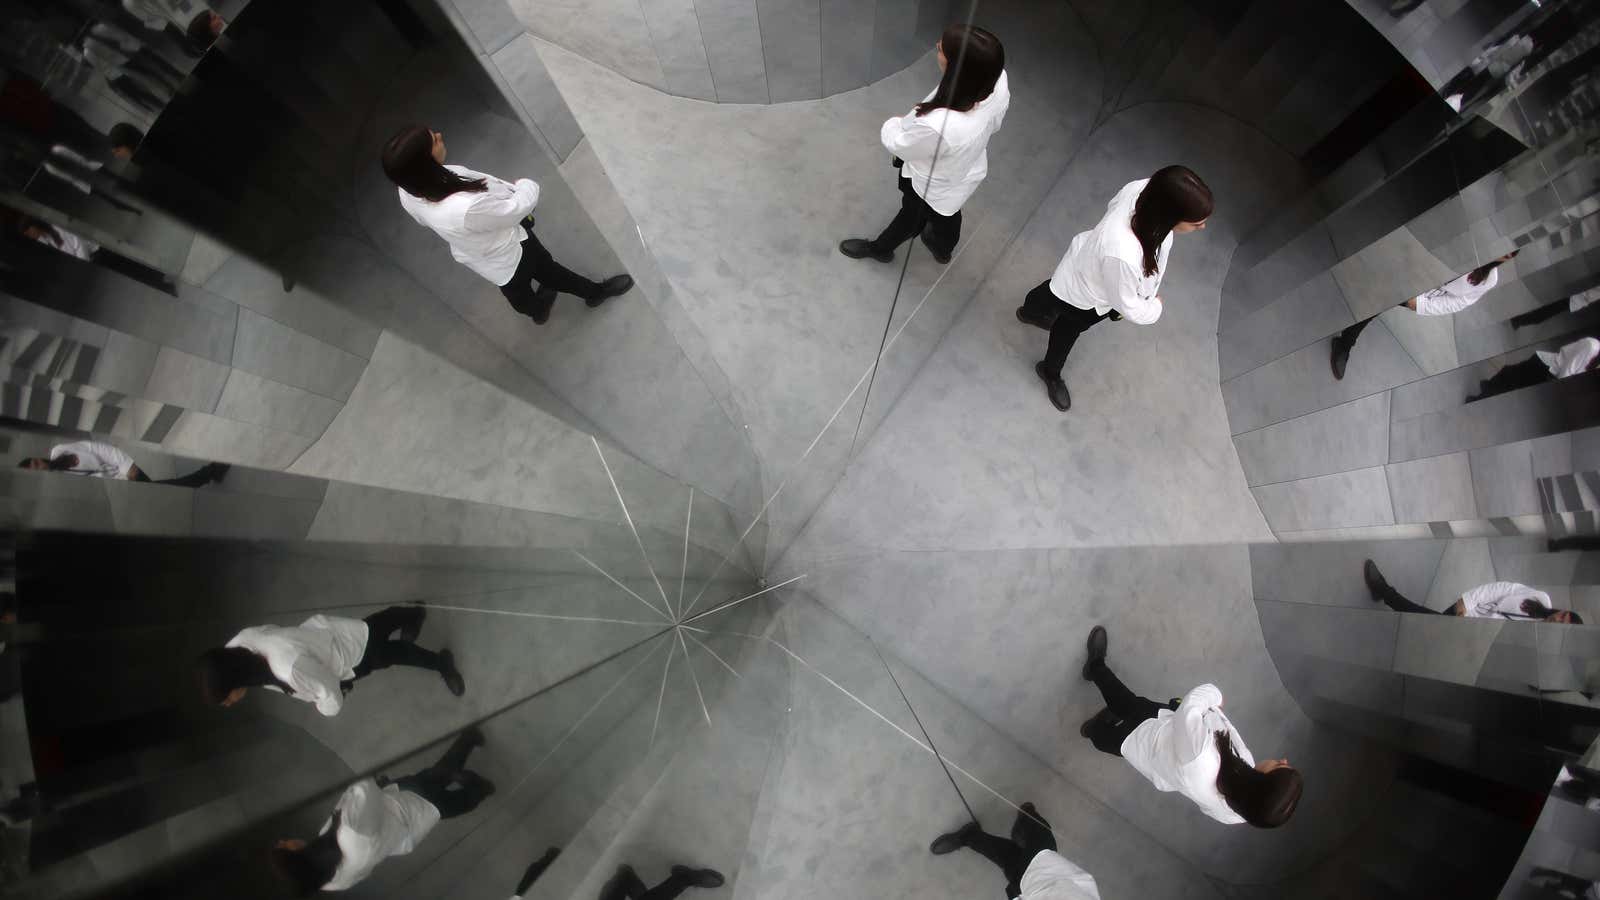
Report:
1330,251,1518,381
597,863,725,900
1466,335,1599,402
271,728,494,894
1363,560,1584,623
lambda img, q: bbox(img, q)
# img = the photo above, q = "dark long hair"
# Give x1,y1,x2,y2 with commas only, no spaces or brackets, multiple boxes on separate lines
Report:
9,212,62,246
270,813,343,895
1466,249,1518,286
381,125,487,202
194,646,283,704
1130,166,1213,277
17,455,74,471
915,25,1005,116
1520,601,1582,623
1214,731,1302,828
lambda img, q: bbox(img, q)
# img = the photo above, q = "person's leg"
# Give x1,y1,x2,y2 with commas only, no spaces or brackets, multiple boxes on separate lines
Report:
518,229,605,300
1363,559,1441,613
637,865,725,899
1017,279,1060,327
1510,300,1567,329
870,176,929,253
155,463,223,487
1041,303,1110,378
362,605,425,644
429,727,482,777
514,847,560,896
1470,356,1555,401
1010,803,1057,856
1330,314,1376,379
599,865,650,900
1087,662,1164,722
961,828,1033,889
394,770,491,819
499,234,557,322
921,207,961,260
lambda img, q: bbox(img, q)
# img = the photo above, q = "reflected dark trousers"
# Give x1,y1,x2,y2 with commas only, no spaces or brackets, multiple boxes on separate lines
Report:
870,173,961,257
351,606,442,678
598,868,696,900
1510,300,1568,329
128,465,214,488
1083,662,1178,756
966,806,1059,899
1023,280,1111,377
1470,356,1553,402
393,730,490,818
1369,581,1440,615
499,224,602,311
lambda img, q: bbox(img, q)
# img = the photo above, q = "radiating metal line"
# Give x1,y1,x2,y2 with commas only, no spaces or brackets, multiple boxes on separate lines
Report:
685,631,741,680
874,638,976,823
650,636,675,748
684,573,806,625
678,487,694,621
591,436,673,613
571,549,670,621
676,628,712,726
420,603,663,627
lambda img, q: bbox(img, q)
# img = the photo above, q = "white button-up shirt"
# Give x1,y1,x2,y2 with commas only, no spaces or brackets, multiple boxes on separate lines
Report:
225,615,369,716
1048,179,1168,324
1413,268,1498,316
49,441,134,479
1460,582,1554,619
1019,850,1101,899
397,165,540,286
880,71,1010,217
1537,337,1600,378
1119,683,1251,825
320,779,441,891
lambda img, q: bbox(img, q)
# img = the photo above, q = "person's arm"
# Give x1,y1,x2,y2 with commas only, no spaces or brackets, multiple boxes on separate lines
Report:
879,114,942,169
1412,290,1477,316
1105,257,1162,325
985,71,1011,129
85,442,137,479
460,178,540,231
1171,683,1225,763
336,782,382,838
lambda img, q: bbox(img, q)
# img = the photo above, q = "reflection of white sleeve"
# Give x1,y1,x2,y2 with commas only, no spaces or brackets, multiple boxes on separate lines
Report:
1172,684,1224,764
1104,257,1162,325
1570,288,1599,313
1413,270,1495,316
879,113,942,168
1538,338,1600,378
461,178,539,230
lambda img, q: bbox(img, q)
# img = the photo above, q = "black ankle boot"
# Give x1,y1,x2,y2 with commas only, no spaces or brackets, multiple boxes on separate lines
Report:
839,239,894,263
1035,362,1071,411
588,274,633,307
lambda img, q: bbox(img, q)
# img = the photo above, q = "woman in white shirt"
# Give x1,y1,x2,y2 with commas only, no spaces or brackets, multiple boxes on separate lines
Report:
1465,335,1599,402
839,25,1008,266
1330,250,1518,380
1078,626,1302,828
382,125,632,325
271,728,492,893
1364,561,1584,623
1511,284,1598,329
929,802,1101,899
18,440,226,487
194,606,465,715
1020,167,1213,411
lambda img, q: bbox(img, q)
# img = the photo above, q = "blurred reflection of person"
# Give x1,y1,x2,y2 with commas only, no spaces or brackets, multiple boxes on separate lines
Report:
11,213,100,262
108,122,145,161
1363,561,1585,623
930,802,1101,899
383,125,633,325
509,847,561,899
40,143,141,214
598,863,724,900
840,25,1008,267
184,9,225,50
121,0,209,54
271,728,494,894
83,22,185,93
1018,167,1212,412
1331,251,1518,380
1465,336,1600,402
17,439,227,486
1078,626,1302,827
1512,285,1599,329
194,605,465,715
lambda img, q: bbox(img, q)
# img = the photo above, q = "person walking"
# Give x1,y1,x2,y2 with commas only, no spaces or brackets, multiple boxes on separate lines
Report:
18,439,226,487
839,25,1008,266
195,605,465,715
1078,626,1301,827
1510,285,1598,329
1330,251,1518,380
509,847,561,899
930,802,1101,899
1362,561,1583,623
1019,167,1212,411
1465,335,1599,402
270,728,494,893
597,863,725,900
383,124,632,325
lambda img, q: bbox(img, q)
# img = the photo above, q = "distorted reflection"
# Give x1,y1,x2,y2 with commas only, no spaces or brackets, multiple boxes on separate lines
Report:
1364,560,1584,623
1469,336,1600,403
17,438,226,487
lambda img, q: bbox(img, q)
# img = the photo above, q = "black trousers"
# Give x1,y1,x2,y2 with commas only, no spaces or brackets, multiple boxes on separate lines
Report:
393,730,490,818
129,464,215,488
965,805,1059,899
1470,356,1553,402
598,867,696,900
1370,581,1441,615
499,225,602,311
352,606,442,678
870,174,961,257
1029,281,1111,377
1510,300,1569,329
1083,662,1177,756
